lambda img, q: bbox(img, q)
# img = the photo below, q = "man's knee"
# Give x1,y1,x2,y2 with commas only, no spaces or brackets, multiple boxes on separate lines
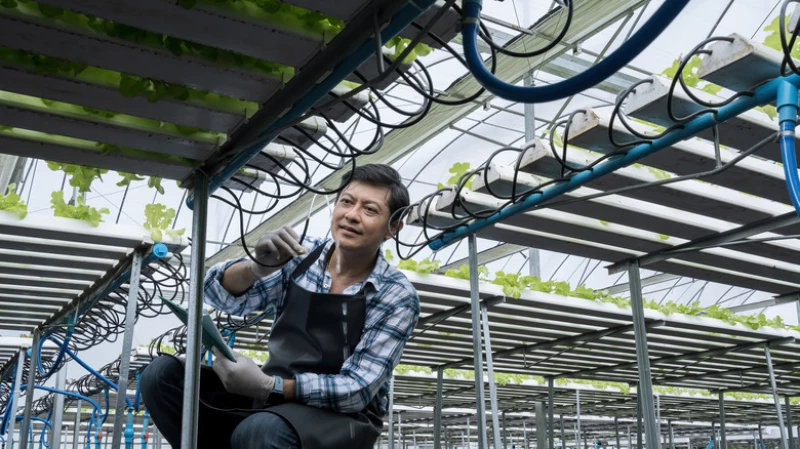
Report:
140,356,183,400
230,413,299,449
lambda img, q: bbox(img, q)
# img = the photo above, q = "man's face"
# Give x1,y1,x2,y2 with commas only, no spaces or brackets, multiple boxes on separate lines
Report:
331,181,401,253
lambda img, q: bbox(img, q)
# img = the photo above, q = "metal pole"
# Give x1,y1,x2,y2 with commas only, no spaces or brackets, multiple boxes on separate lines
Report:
50,366,67,448
576,390,582,449
628,426,632,449
719,392,727,449
480,300,502,449
615,418,622,449
561,415,566,449
19,330,40,449
786,396,795,449
637,388,643,449
467,417,470,449
468,234,488,449
628,262,660,449
657,395,662,447
712,422,716,449
72,400,82,449
523,420,527,449
112,250,143,449
668,421,674,449
154,427,162,449
758,423,763,449
389,376,395,449
413,428,417,449
549,379,555,449
765,343,790,449
435,368,443,449
7,350,26,449
181,170,208,449
399,411,403,449
503,411,508,449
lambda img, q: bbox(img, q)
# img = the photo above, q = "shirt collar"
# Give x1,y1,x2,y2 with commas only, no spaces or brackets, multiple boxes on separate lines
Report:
322,239,388,291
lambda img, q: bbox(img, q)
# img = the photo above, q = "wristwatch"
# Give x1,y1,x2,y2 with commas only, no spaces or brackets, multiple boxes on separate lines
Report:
273,376,284,396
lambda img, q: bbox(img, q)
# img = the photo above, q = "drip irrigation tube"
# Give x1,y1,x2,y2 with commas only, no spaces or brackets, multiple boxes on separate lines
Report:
778,79,800,215
460,0,690,103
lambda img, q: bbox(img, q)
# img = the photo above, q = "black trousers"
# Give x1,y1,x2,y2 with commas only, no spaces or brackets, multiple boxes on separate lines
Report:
139,356,300,449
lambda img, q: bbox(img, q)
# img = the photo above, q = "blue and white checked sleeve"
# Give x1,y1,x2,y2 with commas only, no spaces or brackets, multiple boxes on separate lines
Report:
294,282,420,413
203,236,324,316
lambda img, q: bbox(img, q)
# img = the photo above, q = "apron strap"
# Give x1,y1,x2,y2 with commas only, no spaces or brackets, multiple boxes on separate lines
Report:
290,242,327,280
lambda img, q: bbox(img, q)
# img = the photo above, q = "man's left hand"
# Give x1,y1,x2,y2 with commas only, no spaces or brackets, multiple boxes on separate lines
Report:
211,348,275,401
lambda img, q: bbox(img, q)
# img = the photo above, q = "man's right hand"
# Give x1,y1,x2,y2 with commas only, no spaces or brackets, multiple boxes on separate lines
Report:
249,226,306,278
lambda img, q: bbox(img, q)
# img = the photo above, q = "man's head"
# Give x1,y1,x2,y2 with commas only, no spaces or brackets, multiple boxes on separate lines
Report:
331,164,409,254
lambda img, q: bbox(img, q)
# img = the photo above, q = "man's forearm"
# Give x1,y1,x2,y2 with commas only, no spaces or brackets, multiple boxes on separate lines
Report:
220,260,276,296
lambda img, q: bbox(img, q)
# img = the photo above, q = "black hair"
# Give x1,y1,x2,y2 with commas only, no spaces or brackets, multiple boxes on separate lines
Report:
337,164,409,223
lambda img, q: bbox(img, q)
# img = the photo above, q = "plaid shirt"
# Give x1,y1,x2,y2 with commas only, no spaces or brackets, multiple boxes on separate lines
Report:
204,237,419,415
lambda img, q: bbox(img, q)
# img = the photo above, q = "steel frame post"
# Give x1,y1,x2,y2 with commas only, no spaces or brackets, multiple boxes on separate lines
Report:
765,343,790,449
50,366,67,448
712,422,717,449
72,399,82,449
549,378,555,449
576,390,582,449
19,330,40,449
467,417,470,449
413,428,417,449
435,368,443,449
628,426,632,449
758,423,763,449
615,418,621,449
657,395,661,446
111,250,143,449
181,171,208,449
628,262,659,449
561,415,566,449
154,427,162,449
637,387,643,449
468,234,488,449
786,396,794,449
502,411,507,449
668,421,674,449
523,419,527,449
389,376,395,449
719,392,727,449
7,350,26,449
480,299,502,449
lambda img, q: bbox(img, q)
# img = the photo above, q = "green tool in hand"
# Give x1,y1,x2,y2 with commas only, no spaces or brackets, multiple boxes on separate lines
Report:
160,296,237,363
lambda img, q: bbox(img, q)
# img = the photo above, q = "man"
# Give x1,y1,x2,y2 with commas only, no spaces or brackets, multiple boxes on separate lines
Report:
141,164,420,449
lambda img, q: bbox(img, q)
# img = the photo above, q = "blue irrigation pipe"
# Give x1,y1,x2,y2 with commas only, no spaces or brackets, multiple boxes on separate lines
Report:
123,409,134,449
428,72,800,250
41,243,168,339
38,410,52,449
141,411,149,449
778,79,800,215
133,373,141,412
1,387,13,435
36,317,75,380
188,0,438,208
460,0,691,103
49,341,132,409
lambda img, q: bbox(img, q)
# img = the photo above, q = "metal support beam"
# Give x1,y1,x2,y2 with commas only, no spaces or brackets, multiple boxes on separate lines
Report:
765,343,790,449
181,170,208,449
549,378,555,449
389,376,395,449
604,274,680,296
561,415,566,449
50,365,66,448
537,402,547,449
668,421,675,449
786,396,795,449
468,234,488,449
502,411,508,449
636,386,643,449
19,330,40,449
616,418,622,449
112,250,143,449
577,390,582,449
729,294,800,314
435,368,443,449
719,392,727,449
73,399,82,449
7,350,26,449
480,299,502,449
629,261,664,449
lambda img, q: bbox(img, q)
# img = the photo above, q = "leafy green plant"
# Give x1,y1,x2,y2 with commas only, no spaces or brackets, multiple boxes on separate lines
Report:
437,162,475,190
755,105,778,121
0,183,28,218
762,15,800,58
117,172,145,187
46,162,108,193
143,203,186,242
383,248,394,263
662,56,723,95
50,190,109,226
397,257,440,275
385,36,433,63
443,264,489,281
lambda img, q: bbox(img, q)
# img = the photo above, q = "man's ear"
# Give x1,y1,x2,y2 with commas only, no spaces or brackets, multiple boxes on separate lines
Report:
384,220,404,241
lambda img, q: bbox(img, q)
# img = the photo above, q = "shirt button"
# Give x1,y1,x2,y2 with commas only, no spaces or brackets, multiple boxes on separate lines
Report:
323,283,330,289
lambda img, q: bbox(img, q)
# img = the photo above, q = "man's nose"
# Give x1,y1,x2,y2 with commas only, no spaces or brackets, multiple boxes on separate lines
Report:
344,206,360,221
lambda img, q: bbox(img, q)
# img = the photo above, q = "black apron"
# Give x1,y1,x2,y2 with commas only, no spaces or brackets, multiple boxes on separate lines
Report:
197,243,383,449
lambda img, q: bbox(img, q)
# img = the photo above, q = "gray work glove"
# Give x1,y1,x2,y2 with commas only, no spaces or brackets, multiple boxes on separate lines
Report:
249,225,306,278
211,348,275,401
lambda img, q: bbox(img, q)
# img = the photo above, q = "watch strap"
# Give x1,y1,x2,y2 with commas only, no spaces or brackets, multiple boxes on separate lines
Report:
273,376,284,396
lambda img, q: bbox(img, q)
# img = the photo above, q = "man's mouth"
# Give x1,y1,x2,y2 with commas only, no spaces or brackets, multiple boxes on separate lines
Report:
339,224,361,235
